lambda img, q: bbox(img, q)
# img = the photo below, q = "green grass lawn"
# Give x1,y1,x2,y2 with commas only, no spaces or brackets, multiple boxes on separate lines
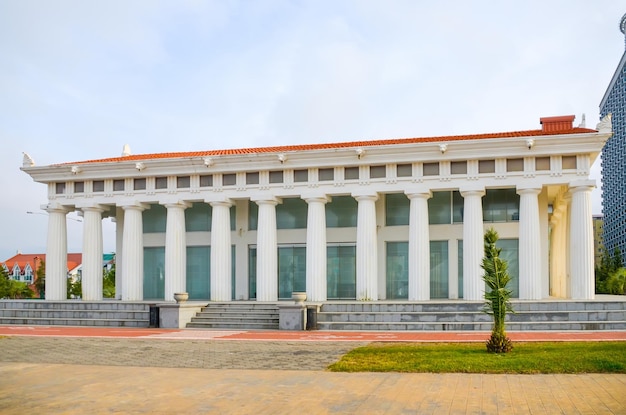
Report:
328,342,626,374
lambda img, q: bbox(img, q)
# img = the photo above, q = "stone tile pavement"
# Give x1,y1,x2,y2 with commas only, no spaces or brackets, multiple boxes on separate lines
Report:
0,334,625,414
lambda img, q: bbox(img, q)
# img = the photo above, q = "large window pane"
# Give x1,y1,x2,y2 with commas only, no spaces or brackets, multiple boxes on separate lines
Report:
483,189,520,222
187,246,210,299
452,191,464,223
430,241,448,299
327,245,356,299
186,203,211,232
385,193,409,226
278,246,306,299
429,192,452,224
143,247,165,300
248,247,257,299
386,242,408,299
326,196,357,228
143,204,167,233
277,198,308,229
498,239,519,298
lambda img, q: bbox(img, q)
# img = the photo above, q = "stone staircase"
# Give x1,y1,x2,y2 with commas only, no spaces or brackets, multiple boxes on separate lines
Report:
0,300,151,327
186,302,279,329
315,299,626,331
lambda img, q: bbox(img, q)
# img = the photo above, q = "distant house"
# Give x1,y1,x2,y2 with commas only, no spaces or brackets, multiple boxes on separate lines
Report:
1,253,82,294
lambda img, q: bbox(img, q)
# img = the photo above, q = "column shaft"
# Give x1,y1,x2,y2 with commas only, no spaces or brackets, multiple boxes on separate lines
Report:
569,181,595,299
305,196,328,301
81,207,104,301
45,207,68,300
461,188,485,301
210,201,232,301
255,199,278,301
164,203,188,302
354,193,378,300
406,191,431,300
121,206,145,301
517,187,542,300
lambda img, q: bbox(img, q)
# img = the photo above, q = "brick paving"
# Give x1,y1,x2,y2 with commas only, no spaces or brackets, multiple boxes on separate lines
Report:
0,328,625,414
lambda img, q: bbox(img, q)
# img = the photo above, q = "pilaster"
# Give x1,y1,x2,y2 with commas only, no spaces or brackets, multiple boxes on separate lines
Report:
353,192,378,300
460,186,485,301
405,188,431,300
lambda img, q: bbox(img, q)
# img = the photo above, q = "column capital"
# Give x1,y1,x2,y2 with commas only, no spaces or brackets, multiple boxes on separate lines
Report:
119,202,150,211
352,191,378,202
42,202,70,214
76,204,107,213
569,179,596,193
405,186,432,199
459,185,485,198
205,197,233,207
516,185,542,196
302,192,329,204
251,196,281,205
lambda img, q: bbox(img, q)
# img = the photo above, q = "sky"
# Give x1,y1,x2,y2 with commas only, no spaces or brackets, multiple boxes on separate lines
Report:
1,0,625,261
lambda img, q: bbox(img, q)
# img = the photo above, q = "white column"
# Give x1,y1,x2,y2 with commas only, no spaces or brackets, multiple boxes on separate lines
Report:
569,180,595,300
114,207,124,300
255,198,279,301
405,189,431,301
517,186,542,300
45,205,68,300
121,204,146,301
460,186,485,301
210,200,232,301
164,202,189,302
81,206,104,301
353,192,378,301
304,195,329,302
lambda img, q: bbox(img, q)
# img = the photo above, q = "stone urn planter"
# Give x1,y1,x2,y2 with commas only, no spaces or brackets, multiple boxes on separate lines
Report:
291,292,307,304
173,292,189,303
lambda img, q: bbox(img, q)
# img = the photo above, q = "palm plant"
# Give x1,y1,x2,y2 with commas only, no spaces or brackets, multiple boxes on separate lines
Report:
481,228,514,353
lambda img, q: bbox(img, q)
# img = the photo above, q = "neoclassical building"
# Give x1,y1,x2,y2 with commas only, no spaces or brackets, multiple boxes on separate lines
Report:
22,115,612,303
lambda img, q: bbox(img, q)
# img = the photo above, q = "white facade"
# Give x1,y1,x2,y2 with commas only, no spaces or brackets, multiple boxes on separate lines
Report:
22,115,612,302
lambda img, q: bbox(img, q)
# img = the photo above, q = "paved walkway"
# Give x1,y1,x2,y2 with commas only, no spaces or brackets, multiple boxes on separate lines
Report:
1,326,625,414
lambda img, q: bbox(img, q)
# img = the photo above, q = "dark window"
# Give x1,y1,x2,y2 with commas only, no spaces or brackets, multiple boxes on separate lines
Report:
423,163,439,176
200,175,213,187
93,181,104,192
246,172,259,185
155,177,168,189
55,183,65,194
223,174,236,186
536,157,550,171
397,164,412,177
269,171,283,183
344,167,359,180
74,182,84,193
113,180,125,191
294,169,308,182
134,179,146,190
177,176,190,188
319,168,334,181
370,165,386,179
451,161,467,175
506,158,524,172
479,160,495,174
562,156,577,169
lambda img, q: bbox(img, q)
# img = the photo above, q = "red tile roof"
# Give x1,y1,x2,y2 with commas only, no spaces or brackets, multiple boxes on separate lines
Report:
2,253,82,273
65,124,596,165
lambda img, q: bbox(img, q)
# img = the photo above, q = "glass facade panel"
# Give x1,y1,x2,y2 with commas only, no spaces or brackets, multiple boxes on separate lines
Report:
429,191,451,224
498,239,519,298
277,198,308,229
430,241,449,299
386,242,408,299
143,247,165,300
483,189,519,222
385,193,409,226
327,245,356,299
452,191,464,223
186,203,211,232
186,246,210,299
326,196,357,228
457,240,463,299
248,247,257,299
278,246,306,299
143,204,167,233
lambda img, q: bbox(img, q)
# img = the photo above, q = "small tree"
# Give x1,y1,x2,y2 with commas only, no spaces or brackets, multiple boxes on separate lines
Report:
34,260,46,299
482,228,514,353
103,265,115,298
0,266,35,299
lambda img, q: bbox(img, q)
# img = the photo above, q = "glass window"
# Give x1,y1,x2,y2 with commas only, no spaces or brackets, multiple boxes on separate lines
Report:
562,156,577,169
249,247,257,299
344,167,359,180
536,157,550,171
370,165,386,179
248,201,258,231
143,247,165,300
246,172,259,185
294,169,308,182
397,164,412,177
155,177,168,189
143,204,167,233
74,182,84,193
223,174,236,186
423,162,439,176
506,158,524,172
278,246,306,300
483,188,519,222
186,246,210,300
93,180,104,192
452,191,464,223
113,180,125,191
386,242,408,299
177,176,190,188
187,203,236,231
327,245,356,299
385,193,409,226
269,171,283,184
479,160,495,174
134,178,146,190
498,239,519,298
319,168,334,181
430,241,449,299
277,198,308,229
451,161,467,175
429,191,452,224
200,175,213,187
326,196,357,228
56,183,65,194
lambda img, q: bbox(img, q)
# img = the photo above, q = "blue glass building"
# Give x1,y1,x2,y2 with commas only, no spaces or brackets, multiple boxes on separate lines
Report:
600,13,626,257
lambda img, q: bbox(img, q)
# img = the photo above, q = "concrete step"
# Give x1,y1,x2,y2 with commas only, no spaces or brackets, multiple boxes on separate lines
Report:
317,320,626,331
186,321,278,329
186,303,280,330
0,317,149,327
